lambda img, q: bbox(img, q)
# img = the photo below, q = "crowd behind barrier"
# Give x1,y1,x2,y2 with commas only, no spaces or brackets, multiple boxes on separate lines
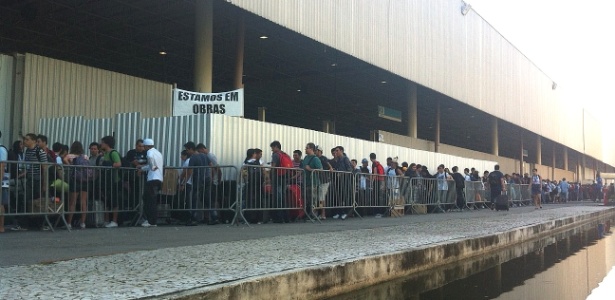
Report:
0,140,602,233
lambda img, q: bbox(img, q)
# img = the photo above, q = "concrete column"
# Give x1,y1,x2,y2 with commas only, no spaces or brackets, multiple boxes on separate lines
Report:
520,137,524,175
407,82,418,138
552,145,556,180
194,0,214,92
536,136,542,165
258,107,266,121
234,15,245,89
435,99,441,153
575,154,579,182
564,147,569,171
491,117,499,156
322,120,332,133
582,155,587,181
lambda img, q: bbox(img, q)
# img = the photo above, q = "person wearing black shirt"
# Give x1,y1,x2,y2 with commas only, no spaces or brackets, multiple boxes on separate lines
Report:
125,139,148,211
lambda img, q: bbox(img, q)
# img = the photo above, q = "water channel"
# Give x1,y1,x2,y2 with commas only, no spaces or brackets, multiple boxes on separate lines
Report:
327,219,614,300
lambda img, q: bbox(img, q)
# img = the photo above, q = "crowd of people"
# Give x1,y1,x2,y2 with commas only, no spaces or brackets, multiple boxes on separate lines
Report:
0,131,606,232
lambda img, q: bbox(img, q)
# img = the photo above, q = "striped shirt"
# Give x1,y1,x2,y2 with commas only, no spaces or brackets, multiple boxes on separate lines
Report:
24,146,47,179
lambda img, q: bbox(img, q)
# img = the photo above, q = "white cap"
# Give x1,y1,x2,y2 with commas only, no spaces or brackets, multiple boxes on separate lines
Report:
143,138,154,146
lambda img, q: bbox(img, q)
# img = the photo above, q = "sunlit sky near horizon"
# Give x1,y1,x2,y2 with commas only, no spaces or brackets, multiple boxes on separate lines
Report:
467,0,615,120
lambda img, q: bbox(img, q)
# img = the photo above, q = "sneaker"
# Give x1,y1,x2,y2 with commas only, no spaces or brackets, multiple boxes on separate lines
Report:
105,221,118,228
332,214,340,219
141,220,156,227
10,225,27,231
341,214,347,220
41,226,51,231
375,214,383,218
80,223,86,229
60,224,72,230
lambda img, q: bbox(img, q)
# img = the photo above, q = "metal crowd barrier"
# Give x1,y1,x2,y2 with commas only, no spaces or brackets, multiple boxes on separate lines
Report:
2,161,69,232
4,160,554,232
464,181,489,209
158,165,239,225
408,177,456,213
2,160,152,231
310,169,358,219
57,163,145,228
506,183,531,206
354,173,392,217
235,165,313,227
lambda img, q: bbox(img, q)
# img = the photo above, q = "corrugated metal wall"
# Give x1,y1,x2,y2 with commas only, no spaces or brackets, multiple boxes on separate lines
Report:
38,113,496,174
141,114,211,167
0,54,14,146
22,53,172,135
114,112,142,158
209,114,497,175
228,0,589,160
38,116,87,148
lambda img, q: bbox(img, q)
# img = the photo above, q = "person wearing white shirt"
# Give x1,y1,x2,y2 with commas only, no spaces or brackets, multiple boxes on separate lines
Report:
137,138,163,227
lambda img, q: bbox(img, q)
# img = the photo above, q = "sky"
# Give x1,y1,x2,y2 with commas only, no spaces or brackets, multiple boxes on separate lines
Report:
467,0,615,120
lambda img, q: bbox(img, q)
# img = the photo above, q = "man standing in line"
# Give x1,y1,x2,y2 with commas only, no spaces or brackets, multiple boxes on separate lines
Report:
369,153,386,217
21,133,49,230
487,165,506,210
100,135,123,228
36,135,56,162
331,146,352,220
290,149,303,186
451,166,466,211
196,143,220,222
137,138,163,227
182,142,212,226
559,178,570,203
300,143,322,219
270,140,289,223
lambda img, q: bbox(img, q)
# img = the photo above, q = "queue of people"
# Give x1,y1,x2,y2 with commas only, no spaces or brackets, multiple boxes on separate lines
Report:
0,132,601,232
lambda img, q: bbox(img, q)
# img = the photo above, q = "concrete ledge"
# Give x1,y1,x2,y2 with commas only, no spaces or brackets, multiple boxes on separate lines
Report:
162,209,615,300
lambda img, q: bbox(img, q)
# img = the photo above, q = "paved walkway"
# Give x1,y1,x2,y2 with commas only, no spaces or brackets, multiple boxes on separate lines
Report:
0,203,611,299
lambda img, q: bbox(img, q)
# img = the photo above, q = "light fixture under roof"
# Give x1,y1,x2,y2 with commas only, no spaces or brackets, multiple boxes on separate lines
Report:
381,80,387,84
159,50,167,55
259,35,268,39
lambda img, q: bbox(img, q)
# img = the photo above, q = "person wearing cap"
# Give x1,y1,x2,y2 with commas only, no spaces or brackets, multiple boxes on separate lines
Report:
137,138,163,227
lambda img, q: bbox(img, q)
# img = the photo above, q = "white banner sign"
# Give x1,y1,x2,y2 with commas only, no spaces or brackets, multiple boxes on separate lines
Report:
173,88,244,117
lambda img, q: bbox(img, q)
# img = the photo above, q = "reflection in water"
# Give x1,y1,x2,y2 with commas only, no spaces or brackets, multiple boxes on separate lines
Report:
327,220,614,300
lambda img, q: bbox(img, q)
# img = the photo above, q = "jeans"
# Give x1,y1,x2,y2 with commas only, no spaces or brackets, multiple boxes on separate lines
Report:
143,180,161,225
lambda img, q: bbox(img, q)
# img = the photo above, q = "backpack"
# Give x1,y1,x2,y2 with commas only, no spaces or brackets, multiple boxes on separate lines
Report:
488,172,500,186
276,151,293,175
73,155,95,181
102,150,124,167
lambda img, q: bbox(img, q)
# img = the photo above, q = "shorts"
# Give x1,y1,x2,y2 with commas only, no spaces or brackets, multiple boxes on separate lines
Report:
318,182,330,201
531,184,541,195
